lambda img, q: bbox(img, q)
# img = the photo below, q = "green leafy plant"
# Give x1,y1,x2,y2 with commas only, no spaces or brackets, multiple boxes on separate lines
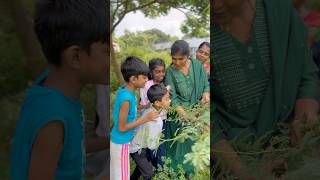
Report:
154,103,210,179
212,118,320,180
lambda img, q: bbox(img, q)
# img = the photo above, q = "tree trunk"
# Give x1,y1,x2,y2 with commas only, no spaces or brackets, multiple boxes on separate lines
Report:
6,0,46,80
110,38,124,85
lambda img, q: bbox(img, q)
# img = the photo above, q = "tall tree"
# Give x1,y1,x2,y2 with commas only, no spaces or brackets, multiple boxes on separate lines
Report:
5,0,46,80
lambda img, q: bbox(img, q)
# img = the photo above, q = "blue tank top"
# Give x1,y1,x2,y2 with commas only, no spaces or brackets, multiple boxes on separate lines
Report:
10,71,85,179
111,85,137,144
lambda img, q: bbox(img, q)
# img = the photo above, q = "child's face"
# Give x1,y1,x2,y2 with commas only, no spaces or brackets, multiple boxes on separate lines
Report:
159,92,171,109
152,65,165,83
131,75,148,88
78,41,108,85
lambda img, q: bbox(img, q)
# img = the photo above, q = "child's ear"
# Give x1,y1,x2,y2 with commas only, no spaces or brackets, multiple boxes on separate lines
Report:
129,76,137,83
154,100,161,107
63,45,81,69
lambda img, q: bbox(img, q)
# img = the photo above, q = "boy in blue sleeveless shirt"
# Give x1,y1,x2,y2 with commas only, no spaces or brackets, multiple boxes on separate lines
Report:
10,0,108,179
110,56,159,180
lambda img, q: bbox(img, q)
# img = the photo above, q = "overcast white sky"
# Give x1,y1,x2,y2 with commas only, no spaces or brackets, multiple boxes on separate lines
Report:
114,9,186,38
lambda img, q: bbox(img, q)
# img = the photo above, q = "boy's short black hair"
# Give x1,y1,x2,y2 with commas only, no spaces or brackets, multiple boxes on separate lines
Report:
34,0,108,66
171,40,190,57
147,84,167,103
121,56,149,82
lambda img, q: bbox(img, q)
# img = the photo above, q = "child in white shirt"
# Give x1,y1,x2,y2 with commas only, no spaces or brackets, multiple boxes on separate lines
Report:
130,84,171,180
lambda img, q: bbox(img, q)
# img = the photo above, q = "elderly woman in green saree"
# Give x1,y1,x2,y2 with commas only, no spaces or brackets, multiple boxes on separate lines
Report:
164,40,210,176
212,0,320,179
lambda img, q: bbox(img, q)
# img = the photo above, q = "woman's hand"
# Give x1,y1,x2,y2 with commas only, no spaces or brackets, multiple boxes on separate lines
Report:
176,106,193,121
213,140,257,180
292,98,319,143
200,92,210,105
294,99,319,126
271,158,288,179
232,163,257,180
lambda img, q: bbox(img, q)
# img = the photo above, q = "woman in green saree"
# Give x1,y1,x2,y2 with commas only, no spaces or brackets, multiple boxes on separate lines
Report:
164,40,210,176
212,0,320,179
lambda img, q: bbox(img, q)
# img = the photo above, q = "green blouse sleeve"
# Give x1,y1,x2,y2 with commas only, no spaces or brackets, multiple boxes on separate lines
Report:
164,67,181,105
298,47,320,99
293,9,320,99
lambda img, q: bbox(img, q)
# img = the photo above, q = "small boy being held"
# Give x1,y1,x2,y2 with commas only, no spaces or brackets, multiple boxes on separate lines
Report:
130,84,171,180
110,56,159,180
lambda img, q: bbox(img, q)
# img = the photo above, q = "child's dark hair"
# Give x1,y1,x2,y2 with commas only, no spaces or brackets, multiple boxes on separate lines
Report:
121,56,149,82
34,0,108,66
148,58,165,79
147,84,167,103
171,40,190,57
198,41,210,50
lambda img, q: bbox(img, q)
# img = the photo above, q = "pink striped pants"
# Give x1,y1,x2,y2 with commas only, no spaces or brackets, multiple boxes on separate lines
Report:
110,141,130,180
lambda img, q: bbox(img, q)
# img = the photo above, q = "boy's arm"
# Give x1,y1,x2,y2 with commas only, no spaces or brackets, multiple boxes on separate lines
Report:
118,101,157,132
28,120,64,180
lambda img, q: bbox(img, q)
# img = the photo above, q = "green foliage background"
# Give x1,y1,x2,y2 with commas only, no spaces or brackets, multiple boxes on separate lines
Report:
111,29,173,92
